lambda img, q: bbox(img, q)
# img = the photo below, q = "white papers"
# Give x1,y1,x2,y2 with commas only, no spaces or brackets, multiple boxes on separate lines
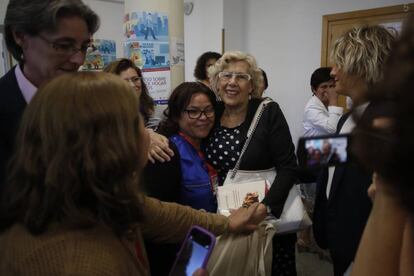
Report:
217,180,267,216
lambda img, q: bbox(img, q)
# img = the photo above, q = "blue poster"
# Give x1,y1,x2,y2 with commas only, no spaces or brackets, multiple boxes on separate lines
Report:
82,39,116,71
124,11,169,42
124,11,171,103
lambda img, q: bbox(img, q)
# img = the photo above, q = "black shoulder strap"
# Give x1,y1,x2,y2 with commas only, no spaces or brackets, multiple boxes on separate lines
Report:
336,112,350,134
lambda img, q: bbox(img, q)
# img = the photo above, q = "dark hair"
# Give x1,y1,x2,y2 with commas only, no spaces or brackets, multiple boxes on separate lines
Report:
260,68,268,90
104,58,155,121
5,0,100,62
158,82,217,137
194,51,222,81
0,72,145,236
310,67,332,91
352,15,414,215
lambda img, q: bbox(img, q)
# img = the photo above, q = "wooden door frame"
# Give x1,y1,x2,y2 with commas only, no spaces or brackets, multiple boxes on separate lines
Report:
321,4,414,66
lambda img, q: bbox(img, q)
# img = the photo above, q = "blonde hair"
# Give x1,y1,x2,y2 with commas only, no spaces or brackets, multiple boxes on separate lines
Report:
331,25,395,87
208,51,262,98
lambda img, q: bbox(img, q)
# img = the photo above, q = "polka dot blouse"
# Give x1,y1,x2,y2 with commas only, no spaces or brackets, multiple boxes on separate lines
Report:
205,124,246,186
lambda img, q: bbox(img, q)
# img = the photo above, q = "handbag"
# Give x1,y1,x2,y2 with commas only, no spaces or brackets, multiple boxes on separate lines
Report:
207,221,276,276
223,98,312,234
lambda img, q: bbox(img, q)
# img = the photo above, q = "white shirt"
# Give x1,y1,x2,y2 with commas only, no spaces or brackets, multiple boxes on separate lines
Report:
15,64,37,103
302,96,343,137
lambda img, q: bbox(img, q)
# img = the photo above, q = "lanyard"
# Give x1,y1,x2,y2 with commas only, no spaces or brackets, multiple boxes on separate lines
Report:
178,132,218,194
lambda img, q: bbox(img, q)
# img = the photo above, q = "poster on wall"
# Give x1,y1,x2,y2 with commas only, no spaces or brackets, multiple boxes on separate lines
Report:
124,41,144,68
143,69,171,105
124,11,170,103
170,37,184,66
82,39,116,71
125,41,170,70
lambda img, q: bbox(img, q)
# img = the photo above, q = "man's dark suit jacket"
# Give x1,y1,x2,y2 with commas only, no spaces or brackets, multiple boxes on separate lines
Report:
0,67,27,194
313,113,372,276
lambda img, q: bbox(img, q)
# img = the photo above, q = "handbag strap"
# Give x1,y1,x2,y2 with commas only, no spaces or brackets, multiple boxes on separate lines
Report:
229,98,273,179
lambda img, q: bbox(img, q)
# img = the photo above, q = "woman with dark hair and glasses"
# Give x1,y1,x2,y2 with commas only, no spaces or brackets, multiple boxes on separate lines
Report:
143,82,218,275
145,82,218,212
104,58,159,130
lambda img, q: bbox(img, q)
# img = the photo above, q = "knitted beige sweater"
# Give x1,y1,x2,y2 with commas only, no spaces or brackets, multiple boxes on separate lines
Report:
0,196,229,275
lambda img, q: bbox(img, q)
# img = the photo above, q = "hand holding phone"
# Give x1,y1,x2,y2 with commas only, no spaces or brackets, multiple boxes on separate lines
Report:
169,226,216,276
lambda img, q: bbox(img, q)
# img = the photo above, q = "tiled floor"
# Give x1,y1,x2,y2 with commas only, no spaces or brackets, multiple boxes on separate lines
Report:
296,247,333,276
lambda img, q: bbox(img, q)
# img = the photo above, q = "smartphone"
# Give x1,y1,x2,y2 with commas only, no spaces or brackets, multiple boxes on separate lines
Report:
297,134,351,168
169,225,216,276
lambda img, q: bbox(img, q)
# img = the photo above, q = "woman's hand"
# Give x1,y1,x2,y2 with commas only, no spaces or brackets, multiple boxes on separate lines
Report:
227,203,267,234
147,129,174,163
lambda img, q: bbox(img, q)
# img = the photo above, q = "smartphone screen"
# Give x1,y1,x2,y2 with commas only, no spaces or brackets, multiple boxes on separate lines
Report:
297,134,350,168
169,226,215,276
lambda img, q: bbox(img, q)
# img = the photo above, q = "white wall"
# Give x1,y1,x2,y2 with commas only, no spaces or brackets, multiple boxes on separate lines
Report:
0,0,8,24
242,0,412,146
223,0,247,52
184,0,223,81
0,33,5,76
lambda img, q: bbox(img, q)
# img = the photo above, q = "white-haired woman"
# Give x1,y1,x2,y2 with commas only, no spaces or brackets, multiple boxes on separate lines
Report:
206,51,298,275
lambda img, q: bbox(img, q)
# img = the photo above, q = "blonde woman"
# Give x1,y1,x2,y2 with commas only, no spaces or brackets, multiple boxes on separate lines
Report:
207,51,298,275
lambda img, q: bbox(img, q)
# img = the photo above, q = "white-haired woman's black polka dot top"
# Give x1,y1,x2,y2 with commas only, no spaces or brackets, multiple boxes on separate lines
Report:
204,124,246,185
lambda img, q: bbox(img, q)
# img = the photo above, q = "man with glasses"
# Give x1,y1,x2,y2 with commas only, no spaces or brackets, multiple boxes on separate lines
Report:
0,0,99,192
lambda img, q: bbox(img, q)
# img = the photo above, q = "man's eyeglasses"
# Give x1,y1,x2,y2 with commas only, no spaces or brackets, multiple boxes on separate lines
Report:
38,35,90,56
125,76,142,85
218,71,251,82
184,108,215,119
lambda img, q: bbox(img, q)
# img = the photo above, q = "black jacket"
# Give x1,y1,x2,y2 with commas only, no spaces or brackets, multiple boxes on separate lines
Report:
215,98,298,218
0,67,27,194
143,142,181,276
313,113,372,275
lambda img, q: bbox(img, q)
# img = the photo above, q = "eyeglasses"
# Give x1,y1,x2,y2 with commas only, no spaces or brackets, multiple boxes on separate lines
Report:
125,76,142,84
38,35,91,56
184,108,215,119
218,71,251,82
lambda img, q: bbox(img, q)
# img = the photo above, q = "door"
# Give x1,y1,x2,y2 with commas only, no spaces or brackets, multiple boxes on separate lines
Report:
321,4,414,108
